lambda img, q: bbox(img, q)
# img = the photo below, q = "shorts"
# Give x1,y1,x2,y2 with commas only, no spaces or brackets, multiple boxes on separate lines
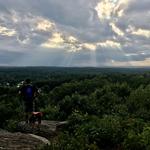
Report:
24,101,33,113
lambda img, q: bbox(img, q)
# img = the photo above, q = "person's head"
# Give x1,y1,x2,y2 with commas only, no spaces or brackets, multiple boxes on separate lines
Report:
25,78,31,84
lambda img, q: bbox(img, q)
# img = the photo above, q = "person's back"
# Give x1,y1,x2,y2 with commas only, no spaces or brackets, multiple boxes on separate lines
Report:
22,84,35,101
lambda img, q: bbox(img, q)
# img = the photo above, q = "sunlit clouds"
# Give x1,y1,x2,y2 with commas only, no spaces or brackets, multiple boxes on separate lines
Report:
111,58,150,67
109,22,124,36
95,0,130,21
41,33,80,51
82,43,97,51
0,0,150,67
132,29,150,38
36,19,55,32
41,32,64,48
97,40,121,49
95,0,116,20
0,26,16,37
127,25,150,38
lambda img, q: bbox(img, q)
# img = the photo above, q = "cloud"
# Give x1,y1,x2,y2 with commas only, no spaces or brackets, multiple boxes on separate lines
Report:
0,0,149,67
41,31,80,51
111,58,150,67
41,32,64,48
109,22,124,36
127,25,150,38
35,18,55,32
95,0,115,20
41,32,97,52
41,33,121,52
0,25,16,37
97,40,121,49
95,0,130,21
82,43,97,51
17,35,30,44
0,10,59,46
132,29,150,38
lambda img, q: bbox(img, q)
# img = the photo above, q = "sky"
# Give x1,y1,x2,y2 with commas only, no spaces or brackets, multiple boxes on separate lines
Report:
0,0,150,67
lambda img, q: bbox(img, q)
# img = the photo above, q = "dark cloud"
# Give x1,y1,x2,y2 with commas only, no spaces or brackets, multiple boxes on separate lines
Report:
127,0,150,13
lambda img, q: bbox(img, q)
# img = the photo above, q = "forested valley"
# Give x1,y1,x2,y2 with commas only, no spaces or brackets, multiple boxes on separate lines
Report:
0,67,150,150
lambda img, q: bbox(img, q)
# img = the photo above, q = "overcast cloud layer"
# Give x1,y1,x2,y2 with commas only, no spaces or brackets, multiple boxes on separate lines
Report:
0,0,150,67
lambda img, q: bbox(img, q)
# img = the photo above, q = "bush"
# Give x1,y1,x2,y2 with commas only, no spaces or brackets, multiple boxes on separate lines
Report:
141,126,150,149
41,105,59,120
123,130,145,150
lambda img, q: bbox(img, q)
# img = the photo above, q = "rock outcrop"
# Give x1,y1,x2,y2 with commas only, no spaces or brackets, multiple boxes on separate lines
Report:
0,130,50,150
0,120,68,150
17,120,68,138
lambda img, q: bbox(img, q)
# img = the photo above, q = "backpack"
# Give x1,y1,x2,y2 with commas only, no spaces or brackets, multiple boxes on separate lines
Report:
24,85,34,98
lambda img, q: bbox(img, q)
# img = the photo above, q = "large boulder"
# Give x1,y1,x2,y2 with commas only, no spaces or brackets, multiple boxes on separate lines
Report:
0,129,50,150
0,120,68,149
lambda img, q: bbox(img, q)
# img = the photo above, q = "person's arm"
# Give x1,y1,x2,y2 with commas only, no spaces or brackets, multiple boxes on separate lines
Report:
18,86,22,95
34,86,39,97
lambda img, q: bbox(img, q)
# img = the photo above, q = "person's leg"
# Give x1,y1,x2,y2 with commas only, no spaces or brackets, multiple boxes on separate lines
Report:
28,102,34,127
25,112,33,123
25,101,33,123
24,103,29,123
37,113,42,124
25,112,29,123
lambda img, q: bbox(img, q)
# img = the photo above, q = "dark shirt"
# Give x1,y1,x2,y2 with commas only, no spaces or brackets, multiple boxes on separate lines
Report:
19,84,38,112
20,84,38,102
